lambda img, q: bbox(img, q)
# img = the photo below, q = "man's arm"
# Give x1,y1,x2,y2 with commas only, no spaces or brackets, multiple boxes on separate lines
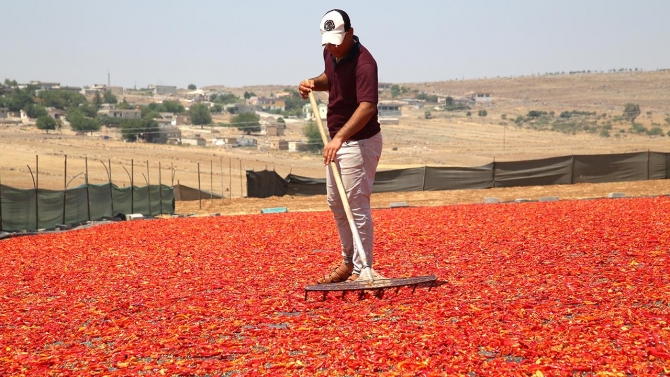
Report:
298,73,328,99
322,101,376,164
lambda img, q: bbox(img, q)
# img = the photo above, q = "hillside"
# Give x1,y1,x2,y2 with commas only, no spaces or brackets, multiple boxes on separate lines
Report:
0,71,668,195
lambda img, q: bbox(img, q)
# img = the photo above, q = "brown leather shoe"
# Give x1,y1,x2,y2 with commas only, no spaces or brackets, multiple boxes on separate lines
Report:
317,263,353,284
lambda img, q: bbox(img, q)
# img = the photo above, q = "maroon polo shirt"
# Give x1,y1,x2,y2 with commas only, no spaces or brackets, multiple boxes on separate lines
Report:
323,36,380,140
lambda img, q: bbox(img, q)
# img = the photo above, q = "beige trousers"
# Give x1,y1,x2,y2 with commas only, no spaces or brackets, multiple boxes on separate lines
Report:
326,131,383,274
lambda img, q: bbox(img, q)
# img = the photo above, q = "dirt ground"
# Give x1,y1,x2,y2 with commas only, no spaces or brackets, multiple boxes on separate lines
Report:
1,70,669,210
176,179,670,216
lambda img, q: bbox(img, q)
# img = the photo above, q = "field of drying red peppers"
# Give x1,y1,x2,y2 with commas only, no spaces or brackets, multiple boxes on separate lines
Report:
1,197,669,376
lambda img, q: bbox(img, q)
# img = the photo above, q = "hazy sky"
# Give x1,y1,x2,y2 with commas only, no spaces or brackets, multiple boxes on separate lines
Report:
1,0,668,89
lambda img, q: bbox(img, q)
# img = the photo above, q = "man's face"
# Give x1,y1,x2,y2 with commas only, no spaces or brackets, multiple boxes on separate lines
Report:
325,28,353,59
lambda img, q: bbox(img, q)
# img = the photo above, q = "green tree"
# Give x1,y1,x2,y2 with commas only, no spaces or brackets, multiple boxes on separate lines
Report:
39,90,87,110
162,100,185,113
214,93,240,104
141,118,160,142
93,91,103,108
445,96,454,106
391,85,401,98
478,109,488,117
36,115,57,133
117,98,133,109
622,103,641,123
5,90,34,112
120,118,159,142
188,84,197,90
103,90,118,104
69,113,101,134
23,104,48,118
211,104,223,113
121,119,142,142
4,79,18,88
244,91,256,99
232,112,260,134
424,110,432,119
78,102,99,118
302,121,323,152
190,103,212,128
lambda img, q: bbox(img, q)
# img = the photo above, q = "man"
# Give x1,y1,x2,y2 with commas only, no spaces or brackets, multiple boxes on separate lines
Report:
298,9,382,284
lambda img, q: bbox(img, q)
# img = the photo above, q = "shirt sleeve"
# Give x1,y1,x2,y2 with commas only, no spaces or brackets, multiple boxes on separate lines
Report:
356,62,378,104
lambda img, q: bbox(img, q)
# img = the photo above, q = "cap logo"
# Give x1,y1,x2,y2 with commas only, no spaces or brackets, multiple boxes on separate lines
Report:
323,20,335,31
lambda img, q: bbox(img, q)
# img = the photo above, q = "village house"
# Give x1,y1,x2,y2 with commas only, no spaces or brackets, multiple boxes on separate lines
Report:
226,103,255,114
182,134,206,146
27,81,60,90
156,126,182,144
378,101,403,117
47,107,66,120
0,107,8,119
258,97,285,111
237,135,257,147
270,140,289,151
81,84,124,96
217,137,238,147
98,108,142,120
172,114,191,126
288,141,309,152
466,92,493,104
303,102,327,120
149,85,177,96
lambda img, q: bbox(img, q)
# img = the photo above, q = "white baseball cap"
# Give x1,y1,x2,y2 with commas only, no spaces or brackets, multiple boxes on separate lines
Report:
320,9,350,46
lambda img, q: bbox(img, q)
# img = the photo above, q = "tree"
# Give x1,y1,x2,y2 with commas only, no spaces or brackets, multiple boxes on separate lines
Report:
141,118,160,142
93,91,103,109
190,103,212,128
162,100,185,114
391,85,401,98
78,102,99,118
36,115,56,133
39,90,87,110
302,121,323,152
478,109,488,117
69,115,101,134
214,93,240,105
622,103,641,123
117,98,133,109
244,91,256,99
23,104,48,118
4,79,18,88
232,112,260,134
5,90,34,112
188,84,197,90
445,96,454,106
103,90,118,104
121,119,142,142
211,104,223,113
120,118,159,142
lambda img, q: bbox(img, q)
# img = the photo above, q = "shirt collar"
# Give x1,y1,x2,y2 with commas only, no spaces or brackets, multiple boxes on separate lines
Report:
331,35,360,66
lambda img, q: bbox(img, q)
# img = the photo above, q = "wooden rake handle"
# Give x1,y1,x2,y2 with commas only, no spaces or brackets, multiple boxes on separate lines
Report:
308,91,370,269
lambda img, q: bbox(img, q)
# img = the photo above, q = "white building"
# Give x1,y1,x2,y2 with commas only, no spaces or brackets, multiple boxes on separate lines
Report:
303,103,327,120
98,108,142,120
149,85,177,96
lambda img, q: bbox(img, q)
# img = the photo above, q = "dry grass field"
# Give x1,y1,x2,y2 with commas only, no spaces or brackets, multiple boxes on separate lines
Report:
1,70,669,215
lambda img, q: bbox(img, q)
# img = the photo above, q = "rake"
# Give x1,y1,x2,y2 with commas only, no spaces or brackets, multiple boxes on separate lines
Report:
304,91,436,300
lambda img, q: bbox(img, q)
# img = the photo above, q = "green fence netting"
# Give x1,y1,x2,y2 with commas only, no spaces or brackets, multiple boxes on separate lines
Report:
0,183,174,232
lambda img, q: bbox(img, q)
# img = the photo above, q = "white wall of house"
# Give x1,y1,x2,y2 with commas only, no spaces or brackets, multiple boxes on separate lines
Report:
302,103,327,120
